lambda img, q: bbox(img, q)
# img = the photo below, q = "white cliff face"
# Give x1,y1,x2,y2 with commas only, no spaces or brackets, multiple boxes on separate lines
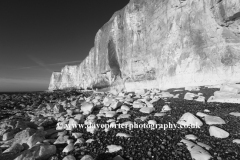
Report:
49,72,62,90
59,65,79,89
49,0,240,91
49,66,80,90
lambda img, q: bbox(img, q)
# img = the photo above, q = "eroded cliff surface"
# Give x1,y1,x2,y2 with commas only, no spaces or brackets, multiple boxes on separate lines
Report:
49,0,240,91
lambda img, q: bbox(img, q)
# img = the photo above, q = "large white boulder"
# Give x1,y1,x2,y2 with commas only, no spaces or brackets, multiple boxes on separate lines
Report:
229,112,240,117
181,139,212,160
177,112,203,127
207,93,240,104
204,116,226,125
233,139,240,144
184,92,197,100
209,126,229,138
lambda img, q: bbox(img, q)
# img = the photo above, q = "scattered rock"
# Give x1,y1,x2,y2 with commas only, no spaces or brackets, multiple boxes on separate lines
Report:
177,112,203,127
54,135,69,144
148,120,157,125
117,114,130,120
66,118,79,131
120,105,130,111
53,104,65,114
161,104,171,112
209,126,229,138
145,101,154,108
113,155,124,160
86,126,98,134
2,131,14,141
185,86,200,91
103,97,114,107
74,114,84,123
14,128,36,145
27,131,45,148
106,119,115,123
87,114,96,120
106,145,123,153
63,155,76,160
139,107,155,114
184,92,197,100
181,139,212,160
208,91,240,103
140,116,148,121
63,142,74,153
154,113,166,117
39,119,56,127
229,112,240,117
110,101,122,110
3,143,24,154
81,103,94,115
2,85,240,159
185,134,197,140
72,133,83,139
105,111,116,118
204,109,210,113
204,116,226,125
74,138,85,145
116,133,132,138
86,139,95,143
66,109,73,116
15,143,56,160
195,96,205,102
173,94,179,98
133,101,145,108
233,139,240,144
56,121,67,130
80,155,94,160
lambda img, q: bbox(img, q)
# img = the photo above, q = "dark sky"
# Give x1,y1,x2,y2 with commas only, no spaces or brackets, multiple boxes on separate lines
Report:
0,0,129,92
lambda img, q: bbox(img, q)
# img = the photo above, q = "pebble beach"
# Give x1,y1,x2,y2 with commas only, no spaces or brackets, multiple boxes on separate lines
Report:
0,86,240,160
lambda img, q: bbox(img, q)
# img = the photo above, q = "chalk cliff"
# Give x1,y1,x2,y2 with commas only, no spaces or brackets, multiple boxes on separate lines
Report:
49,0,240,91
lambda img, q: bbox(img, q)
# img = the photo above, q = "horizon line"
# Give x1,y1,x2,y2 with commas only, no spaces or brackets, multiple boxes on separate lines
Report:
11,60,83,70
